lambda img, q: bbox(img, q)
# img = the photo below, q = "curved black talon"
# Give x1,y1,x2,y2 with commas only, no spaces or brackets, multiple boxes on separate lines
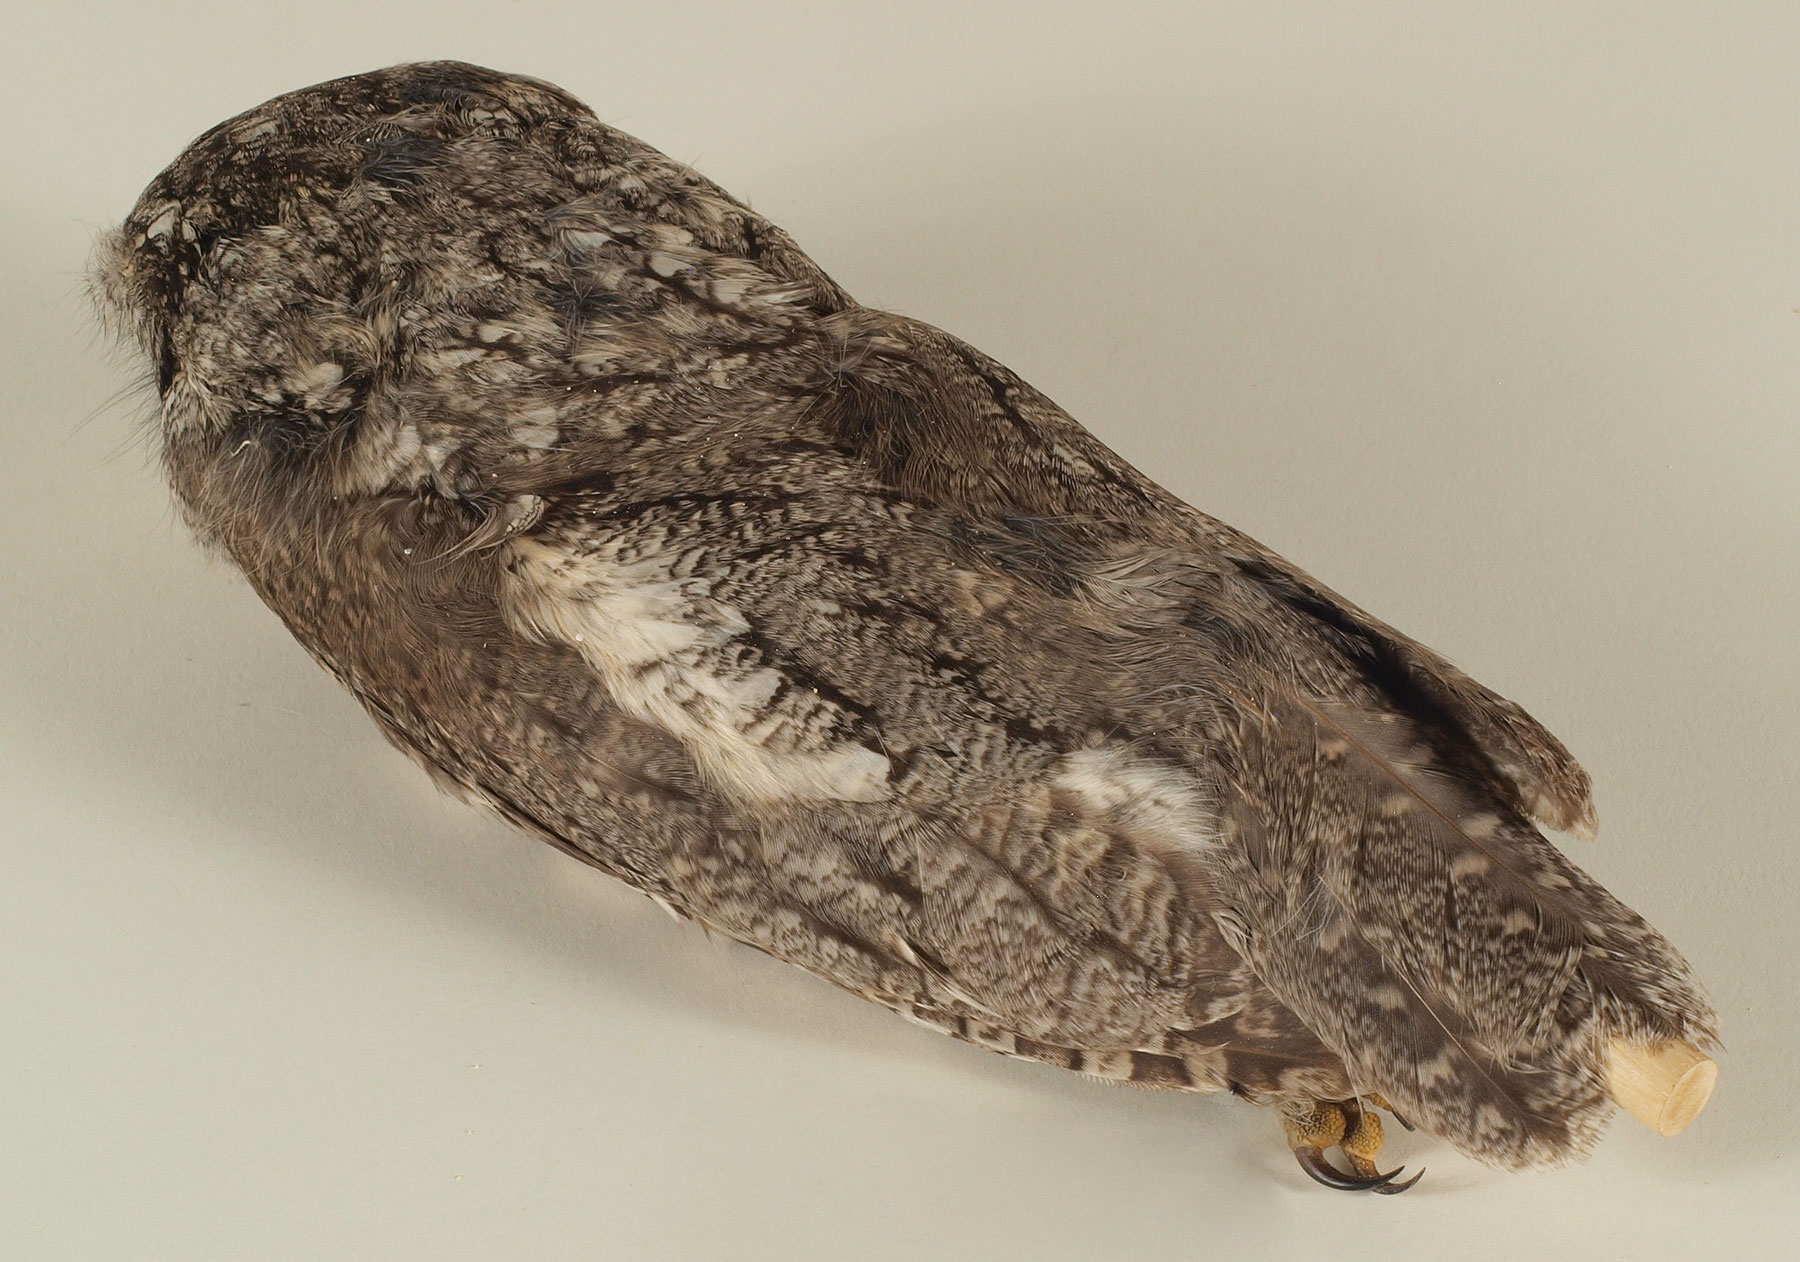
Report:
1371,1167,1425,1195
1388,1110,1416,1133
1293,1146,1400,1192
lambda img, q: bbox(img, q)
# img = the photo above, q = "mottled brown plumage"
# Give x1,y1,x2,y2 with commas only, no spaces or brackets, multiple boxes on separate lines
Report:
93,61,1716,1184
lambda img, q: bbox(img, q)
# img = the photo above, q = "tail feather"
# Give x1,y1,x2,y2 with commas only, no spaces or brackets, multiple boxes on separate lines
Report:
1209,697,1716,1168
1214,544,1599,837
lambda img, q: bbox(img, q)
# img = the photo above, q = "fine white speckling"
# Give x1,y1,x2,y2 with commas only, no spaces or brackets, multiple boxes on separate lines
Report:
291,361,344,405
1450,853,1492,880
1379,792,1415,818
1462,812,1502,840
1371,984,1411,1012
1502,908,1539,935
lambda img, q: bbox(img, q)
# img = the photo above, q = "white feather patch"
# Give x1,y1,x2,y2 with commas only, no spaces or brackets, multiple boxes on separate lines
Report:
504,536,891,805
1050,746,1220,857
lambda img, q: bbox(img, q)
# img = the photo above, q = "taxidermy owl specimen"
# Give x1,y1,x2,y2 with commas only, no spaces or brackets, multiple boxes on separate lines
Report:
95,62,1719,1191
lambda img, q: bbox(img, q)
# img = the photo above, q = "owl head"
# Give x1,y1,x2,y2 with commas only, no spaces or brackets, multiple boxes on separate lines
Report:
92,63,594,454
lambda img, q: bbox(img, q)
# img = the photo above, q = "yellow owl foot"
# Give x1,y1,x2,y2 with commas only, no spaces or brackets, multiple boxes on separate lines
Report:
1280,1099,1425,1194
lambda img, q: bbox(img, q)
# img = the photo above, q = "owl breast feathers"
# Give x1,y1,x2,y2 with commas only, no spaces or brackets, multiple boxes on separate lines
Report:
94,61,1715,1180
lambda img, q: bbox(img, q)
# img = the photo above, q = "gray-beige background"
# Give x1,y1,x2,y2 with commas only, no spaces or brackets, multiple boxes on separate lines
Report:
4,2,1795,1257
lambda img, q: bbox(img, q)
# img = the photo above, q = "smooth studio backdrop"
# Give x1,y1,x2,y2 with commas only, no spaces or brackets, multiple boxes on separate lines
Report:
4,3,1795,1258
